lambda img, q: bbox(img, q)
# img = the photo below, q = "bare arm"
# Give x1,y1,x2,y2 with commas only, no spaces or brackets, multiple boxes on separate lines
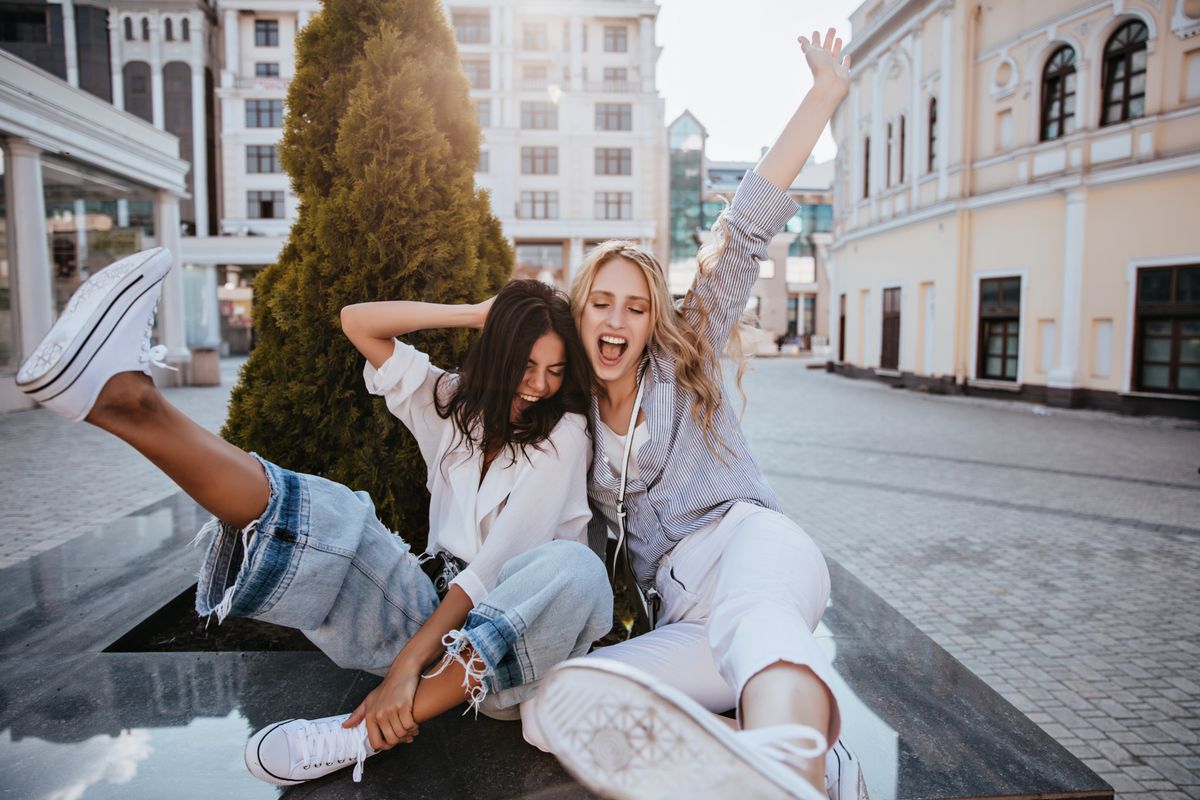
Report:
340,297,494,369
755,28,852,192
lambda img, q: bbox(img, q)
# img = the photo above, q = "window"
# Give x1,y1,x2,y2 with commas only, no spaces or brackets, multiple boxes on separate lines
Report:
603,25,627,52
124,16,133,40
838,294,847,361
863,136,870,198
255,62,280,77
898,115,906,183
141,17,149,40
1040,46,1077,141
521,101,557,129
1,7,48,42
595,192,633,220
246,145,281,173
245,99,283,127
521,146,558,175
518,191,559,220
928,98,937,172
164,17,173,40
181,18,189,41
522,63,548,87
477,151,489,173
1134,265,1200,394
248,190,284,219
453,11,489,44
885,123,893,187
596,103,632,131
1101,20,1149,126
881,287,901,370
255,20,279,47
603,67,628,89
977,277,1021,380
523,23,548,50
463,60,490,89
476,100,492,128
595,147,632,175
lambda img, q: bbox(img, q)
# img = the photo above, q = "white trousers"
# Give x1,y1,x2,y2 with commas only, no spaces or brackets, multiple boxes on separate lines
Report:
522,502,842,749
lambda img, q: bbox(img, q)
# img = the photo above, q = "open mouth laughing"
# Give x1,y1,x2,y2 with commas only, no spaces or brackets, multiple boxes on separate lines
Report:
598,335,628,367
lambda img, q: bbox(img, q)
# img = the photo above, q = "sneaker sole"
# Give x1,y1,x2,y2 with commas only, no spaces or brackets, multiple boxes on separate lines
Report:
536,659,823,800
828,739,869,800
16,249,171,404
244,719,305,786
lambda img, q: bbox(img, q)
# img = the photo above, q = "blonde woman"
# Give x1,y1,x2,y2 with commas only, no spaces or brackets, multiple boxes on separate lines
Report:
527,29,866,800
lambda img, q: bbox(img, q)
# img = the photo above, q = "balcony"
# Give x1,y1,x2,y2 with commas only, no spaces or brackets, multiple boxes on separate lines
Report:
586,80,637,93
234,77,290,91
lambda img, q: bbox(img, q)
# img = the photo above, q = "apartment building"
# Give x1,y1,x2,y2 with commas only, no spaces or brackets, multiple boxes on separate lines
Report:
448,0,669,286
829,0,1200,417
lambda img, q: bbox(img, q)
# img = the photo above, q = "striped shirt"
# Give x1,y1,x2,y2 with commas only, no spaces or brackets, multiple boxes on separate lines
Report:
588,170,800,589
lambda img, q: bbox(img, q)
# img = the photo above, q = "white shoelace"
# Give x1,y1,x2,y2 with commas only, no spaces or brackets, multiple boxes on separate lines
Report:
741,723,829,763
138,309,177,372
287,718,371,783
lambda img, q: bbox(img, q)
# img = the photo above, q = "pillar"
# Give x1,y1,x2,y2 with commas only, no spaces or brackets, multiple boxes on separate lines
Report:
154,190,191,383
5,140,54,360
150,13,164,128
108,10,124,108
190,12,208,236
61,0,79,87
222,7,239,88
1047,189,1086,405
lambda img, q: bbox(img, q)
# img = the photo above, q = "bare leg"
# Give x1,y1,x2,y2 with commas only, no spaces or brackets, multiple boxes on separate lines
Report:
411,657,482,723
741,662,833,789
86,372,270,528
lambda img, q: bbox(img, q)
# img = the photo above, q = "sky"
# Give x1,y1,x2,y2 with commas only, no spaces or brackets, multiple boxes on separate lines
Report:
655,0,862,164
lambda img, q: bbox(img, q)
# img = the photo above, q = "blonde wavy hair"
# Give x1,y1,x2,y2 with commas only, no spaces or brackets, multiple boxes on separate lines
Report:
569,218,747,460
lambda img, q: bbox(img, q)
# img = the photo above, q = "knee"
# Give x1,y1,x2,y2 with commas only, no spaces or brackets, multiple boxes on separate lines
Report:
531,540,613,608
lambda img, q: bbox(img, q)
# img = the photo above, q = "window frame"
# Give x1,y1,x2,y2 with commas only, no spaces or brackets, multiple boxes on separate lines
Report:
595,147,632,176
603,25,628,52
254,19,279,47
247,190,284,219
928,98,937,173
881,286,901,370
594,191,633,221
1040,45,1078,141
976,276,1023,381
518,191,559,220
520,146,559,175
255,62,280,77
245,98,284,128
453,11,490,44
1132,264,1200,395
595,103,632,131
1100,20,1149,127
520,101,558,130
246,144,281,174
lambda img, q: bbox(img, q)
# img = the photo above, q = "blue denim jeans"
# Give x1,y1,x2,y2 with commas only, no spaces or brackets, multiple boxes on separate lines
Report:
195,455,612,713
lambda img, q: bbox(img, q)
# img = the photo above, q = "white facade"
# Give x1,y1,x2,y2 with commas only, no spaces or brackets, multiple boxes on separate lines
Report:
449,0,669,286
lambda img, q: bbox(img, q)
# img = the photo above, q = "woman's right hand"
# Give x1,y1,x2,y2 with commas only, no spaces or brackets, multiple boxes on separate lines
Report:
799,28,851,99
343,662,421,750
474,295,496,329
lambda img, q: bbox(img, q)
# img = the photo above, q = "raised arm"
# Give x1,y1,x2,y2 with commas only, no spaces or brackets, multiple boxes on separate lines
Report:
340,297,494,369
756,28,851,191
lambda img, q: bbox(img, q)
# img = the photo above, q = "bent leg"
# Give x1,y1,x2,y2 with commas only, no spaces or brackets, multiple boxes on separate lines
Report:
87,372,268,528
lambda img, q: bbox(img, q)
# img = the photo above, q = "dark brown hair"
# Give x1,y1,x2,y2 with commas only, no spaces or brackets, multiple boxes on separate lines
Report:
435,280,593,465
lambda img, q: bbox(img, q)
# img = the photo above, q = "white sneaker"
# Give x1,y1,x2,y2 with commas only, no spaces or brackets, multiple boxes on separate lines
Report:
825,738,869,800
535,658,829,800
244,713,376,786
15,247,173,421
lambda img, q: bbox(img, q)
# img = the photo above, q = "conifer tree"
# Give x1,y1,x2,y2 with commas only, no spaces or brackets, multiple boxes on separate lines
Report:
222,0,511,547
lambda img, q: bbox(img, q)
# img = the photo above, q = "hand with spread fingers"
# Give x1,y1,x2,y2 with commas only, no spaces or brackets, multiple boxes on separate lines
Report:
798,27,852,99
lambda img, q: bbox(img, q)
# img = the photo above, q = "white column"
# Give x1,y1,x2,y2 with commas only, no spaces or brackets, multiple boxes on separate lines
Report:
639,16,655,93
150,13,164,129
154,190,191,380
108,10,124,108
60,0,79,86
222,8,239,88
569,15,583,91
937,7,951,200
850,81,861,227
910,32,923,207
5,140,54,359
190,15,209,237
568,236,584,282
199,265,222,347
116,200,130,228
1048,189,1086,390
73,199,89,273
870,67,884,217
298,9,310,30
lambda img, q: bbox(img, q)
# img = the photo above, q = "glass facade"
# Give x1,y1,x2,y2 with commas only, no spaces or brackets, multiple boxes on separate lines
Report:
41,153,156,313
668,115,704,270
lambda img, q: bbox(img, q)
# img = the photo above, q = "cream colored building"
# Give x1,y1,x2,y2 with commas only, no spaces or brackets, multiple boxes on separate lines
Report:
450,0,669,286
829,0,1200,416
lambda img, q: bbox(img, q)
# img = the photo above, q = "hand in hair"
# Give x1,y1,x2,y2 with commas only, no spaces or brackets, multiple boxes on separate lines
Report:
798,27,851,99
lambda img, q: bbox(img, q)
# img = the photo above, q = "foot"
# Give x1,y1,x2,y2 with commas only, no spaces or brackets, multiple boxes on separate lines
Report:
534,658,828,800
825,739,869,800
244,713,377,786
15,247,173,421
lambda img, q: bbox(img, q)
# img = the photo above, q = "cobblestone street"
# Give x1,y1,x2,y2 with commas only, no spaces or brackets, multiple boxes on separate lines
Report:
1,358,1198,798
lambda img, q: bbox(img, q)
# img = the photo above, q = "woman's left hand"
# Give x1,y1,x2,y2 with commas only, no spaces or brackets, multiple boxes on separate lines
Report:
344,663,421,750
800,28,851,98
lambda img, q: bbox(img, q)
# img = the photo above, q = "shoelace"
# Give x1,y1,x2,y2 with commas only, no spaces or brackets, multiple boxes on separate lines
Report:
287,718,370,783
741,723,829,764
137,309,177,372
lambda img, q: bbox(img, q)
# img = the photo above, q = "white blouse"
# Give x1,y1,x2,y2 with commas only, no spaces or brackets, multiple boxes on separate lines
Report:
364,339,592,606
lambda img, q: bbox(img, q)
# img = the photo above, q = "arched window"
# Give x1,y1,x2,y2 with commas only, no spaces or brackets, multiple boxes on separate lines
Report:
885,122,893,187
928,98,937,172
863,136,871,198
141,17,150,40
1040,46,1077,141
1101,20,1148,126
181,18,190,41
898,114,906,183
164,17,173,41
124,17,133,40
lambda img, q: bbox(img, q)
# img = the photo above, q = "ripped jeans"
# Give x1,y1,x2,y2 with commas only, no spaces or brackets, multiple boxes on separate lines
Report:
194,455,613,716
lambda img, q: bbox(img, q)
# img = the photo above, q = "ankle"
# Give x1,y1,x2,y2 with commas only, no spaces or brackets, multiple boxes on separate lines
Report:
87,372,160,425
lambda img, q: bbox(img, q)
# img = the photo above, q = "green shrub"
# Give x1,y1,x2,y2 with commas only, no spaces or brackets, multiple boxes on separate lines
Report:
223,0,511,547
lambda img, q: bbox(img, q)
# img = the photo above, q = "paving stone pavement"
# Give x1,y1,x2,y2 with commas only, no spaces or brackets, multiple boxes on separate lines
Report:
2,357,1198,798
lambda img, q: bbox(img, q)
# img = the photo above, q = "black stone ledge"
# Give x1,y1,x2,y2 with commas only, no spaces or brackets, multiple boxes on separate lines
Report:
0,493,1113,799
827,361,1200,420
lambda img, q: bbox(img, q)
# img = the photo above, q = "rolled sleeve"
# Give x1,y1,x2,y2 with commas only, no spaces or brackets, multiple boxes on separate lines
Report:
362,339,450,461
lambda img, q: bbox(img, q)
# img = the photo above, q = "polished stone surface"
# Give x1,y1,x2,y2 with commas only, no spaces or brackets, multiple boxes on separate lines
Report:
0,492,1113,799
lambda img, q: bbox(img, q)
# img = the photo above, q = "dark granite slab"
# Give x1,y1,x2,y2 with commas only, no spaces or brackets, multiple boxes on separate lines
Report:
0,492,1112,799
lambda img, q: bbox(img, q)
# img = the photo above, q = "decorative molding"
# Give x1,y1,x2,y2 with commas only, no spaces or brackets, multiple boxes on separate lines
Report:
1171,0,1200,38
989,53,1020,100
